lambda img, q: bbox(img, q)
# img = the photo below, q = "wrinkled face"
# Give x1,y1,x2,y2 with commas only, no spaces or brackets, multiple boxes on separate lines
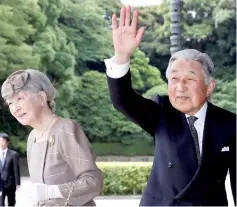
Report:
6,90,43,126
0,137,8,150
168,59,215,115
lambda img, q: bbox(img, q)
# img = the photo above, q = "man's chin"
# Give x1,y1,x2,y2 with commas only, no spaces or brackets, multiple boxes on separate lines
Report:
173,104,192,114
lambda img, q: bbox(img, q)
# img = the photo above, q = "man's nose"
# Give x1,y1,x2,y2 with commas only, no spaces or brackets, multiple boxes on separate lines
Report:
176,80,187,92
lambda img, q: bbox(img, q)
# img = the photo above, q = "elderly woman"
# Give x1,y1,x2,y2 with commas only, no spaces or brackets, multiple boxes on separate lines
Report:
1,69,103,206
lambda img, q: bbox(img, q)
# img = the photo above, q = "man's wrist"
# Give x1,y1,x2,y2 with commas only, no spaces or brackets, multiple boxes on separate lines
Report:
114,53,130,65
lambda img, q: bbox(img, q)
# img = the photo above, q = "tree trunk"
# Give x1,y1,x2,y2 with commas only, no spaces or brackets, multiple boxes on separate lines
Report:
170,0,183,55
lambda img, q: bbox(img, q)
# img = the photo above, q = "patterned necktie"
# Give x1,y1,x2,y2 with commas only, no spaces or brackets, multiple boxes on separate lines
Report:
187,116,201,165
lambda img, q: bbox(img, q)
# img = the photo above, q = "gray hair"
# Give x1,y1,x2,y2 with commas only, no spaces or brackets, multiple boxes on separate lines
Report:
166,49,215,85
1,69,56,111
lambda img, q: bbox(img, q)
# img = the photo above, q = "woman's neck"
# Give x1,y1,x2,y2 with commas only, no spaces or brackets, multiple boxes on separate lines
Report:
31,109,56,135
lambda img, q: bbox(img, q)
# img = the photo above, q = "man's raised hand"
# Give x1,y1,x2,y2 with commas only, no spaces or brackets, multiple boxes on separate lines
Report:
112,6,145,64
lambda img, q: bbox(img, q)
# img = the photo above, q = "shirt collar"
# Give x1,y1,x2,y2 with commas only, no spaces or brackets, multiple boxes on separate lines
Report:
185,102,208,124
1,148,8,154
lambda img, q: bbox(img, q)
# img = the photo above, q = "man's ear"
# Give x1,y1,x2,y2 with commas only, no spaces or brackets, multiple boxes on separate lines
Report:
206,79,216,98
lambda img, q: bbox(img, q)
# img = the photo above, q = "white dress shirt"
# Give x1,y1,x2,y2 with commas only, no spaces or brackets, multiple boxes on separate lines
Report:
104,56,208,155
0,148,8,162
104,57,130,79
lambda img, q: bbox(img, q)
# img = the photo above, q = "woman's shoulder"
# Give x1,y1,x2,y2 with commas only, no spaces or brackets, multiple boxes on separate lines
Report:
27,129,35,142
53,117,82,134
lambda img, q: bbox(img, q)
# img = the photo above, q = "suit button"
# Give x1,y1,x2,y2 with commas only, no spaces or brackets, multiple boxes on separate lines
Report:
168,162,173,168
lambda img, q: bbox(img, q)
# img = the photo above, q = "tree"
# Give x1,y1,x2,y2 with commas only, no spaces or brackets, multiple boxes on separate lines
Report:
58,0,113,74
0,0,42,78
69,71,153,145
137,0,235,82
130,49,166,93
211,79,236,113
143,84,168,100
0,0,45,155
33,0,78,117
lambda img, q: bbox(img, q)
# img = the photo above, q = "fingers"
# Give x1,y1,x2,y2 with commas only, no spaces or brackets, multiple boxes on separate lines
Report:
112,13,118,31
136,26,145,43
119,7,125,26
119,6,132,27
125,5,131,26
131,9,139,31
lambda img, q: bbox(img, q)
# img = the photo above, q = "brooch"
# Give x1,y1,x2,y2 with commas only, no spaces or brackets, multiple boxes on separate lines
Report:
49,135,55,146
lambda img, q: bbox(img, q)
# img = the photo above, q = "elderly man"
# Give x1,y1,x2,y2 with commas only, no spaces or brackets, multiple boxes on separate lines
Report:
104,6,236,206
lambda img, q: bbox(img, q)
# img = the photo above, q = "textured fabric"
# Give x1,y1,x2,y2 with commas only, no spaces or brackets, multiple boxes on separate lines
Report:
187,116,201,165
27,118,103,206
36,199,96,206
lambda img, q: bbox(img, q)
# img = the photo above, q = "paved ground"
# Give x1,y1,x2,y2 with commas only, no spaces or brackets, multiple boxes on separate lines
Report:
14,174,234,207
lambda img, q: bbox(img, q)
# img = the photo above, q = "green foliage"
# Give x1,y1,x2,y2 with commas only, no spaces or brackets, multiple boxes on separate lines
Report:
143,84,168,99
211,79,236,113
137,0,236,80
98,162,152,195
92,142,154,156
59,0,113,71
8,135,27,156
69,71,153,145
130,49,166,93
0,1,41,76
33,0,78,117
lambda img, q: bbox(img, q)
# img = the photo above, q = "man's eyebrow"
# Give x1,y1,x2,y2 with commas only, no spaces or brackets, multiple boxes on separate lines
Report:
171,69,197,75
171,69,178,73
188,70,197,75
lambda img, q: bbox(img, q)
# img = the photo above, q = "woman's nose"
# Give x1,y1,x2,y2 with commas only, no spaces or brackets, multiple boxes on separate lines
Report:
12,103,20,114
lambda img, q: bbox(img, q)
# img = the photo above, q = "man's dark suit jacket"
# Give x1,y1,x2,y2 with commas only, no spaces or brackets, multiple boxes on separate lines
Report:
107,71,236,206
0,149,20,189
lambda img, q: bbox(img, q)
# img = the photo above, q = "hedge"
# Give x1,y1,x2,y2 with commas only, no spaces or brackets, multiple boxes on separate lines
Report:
97,162,152,195
92,142,154,156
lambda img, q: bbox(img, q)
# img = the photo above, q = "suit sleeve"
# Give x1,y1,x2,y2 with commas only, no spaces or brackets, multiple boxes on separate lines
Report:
13,152,21,186
57,120,103,205
107,70,161,136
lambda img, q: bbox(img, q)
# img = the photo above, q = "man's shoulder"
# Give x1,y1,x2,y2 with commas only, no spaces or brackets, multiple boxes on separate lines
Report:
208,102,236,120
208,102,236,130
153,95,170,106
8,149,18,156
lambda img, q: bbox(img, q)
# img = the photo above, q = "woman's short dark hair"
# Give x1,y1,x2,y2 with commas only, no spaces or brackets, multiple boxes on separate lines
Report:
0,133,9,142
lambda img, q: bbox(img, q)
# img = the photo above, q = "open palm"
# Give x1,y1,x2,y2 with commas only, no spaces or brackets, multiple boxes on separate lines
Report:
112,6,145,63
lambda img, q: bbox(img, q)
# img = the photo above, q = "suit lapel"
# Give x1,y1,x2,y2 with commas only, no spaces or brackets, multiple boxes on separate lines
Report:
3,150,10,170
166,105,199,174
200,103,225,163
176,102,224,198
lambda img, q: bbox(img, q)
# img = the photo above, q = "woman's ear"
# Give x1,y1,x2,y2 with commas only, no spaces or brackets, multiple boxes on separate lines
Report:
206,79,216,98
38,91,47,106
